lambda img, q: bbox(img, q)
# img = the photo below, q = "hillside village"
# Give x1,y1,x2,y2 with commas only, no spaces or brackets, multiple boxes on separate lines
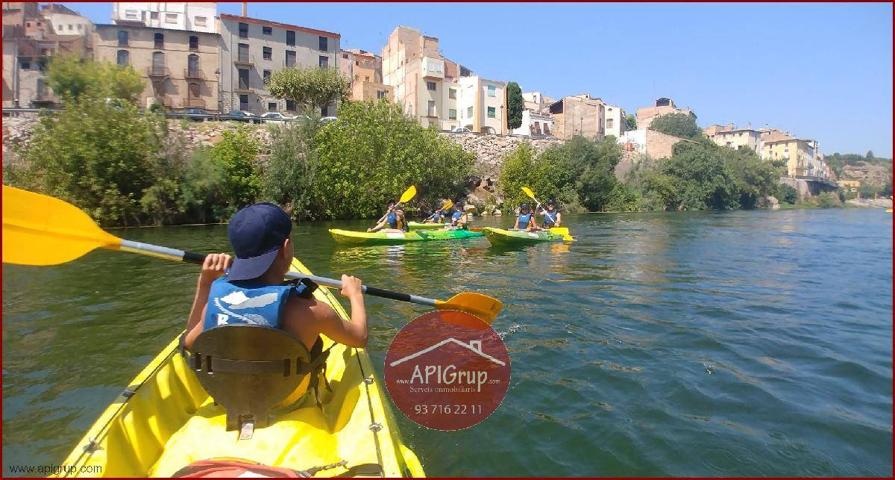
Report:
2,2,889,196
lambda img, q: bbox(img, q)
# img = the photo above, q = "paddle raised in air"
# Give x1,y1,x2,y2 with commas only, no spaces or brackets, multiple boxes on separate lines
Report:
521,186,574,241
2,186,503,324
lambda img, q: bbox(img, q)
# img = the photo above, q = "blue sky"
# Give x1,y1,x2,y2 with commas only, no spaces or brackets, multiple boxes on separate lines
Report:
66,2,893,157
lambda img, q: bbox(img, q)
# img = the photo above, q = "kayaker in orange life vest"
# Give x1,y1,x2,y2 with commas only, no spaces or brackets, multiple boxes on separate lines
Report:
368,201,408,232
182,203,369,352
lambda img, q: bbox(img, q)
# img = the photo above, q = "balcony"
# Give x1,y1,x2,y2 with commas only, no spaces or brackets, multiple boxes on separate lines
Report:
235,83,253,94
184,68,205,80
421,56,444,79
234,56,254,67
146,66,170,79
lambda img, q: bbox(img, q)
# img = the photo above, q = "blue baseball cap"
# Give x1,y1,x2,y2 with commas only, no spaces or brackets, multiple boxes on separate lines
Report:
227,203,292,281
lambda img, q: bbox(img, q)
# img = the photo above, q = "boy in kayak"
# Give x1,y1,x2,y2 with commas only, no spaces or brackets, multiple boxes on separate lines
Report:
449,201,470,229
538,199,562,228
513,203,537,231
183,203,369,353
368,201,408,232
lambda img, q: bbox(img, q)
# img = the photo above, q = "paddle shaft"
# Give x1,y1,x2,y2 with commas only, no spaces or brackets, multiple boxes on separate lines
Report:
118,239,438,307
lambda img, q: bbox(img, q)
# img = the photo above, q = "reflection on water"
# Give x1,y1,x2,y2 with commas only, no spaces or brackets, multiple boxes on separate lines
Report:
3,210,893,476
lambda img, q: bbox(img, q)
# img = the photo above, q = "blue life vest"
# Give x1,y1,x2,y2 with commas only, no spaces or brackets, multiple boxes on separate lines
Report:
451,210,463,222
386,211,398,229
518,213,532,228
543,209,558,227
203,277,312,331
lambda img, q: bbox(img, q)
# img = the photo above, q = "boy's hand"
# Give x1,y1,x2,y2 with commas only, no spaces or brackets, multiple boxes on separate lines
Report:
199,253,231,286
340,274,363,299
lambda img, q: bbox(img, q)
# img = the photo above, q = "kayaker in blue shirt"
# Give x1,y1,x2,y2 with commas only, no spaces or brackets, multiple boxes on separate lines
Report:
513,204,537,231
183,203,369,352
447,201,470,229
538,199,562,228
368,202,408,232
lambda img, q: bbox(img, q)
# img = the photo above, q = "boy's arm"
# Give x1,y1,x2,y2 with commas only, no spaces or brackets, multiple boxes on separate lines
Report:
314,275,368,348
183,253,231,349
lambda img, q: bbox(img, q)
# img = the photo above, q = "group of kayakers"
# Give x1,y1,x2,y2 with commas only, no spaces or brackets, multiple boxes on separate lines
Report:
367,199,470,233
513,199,562,231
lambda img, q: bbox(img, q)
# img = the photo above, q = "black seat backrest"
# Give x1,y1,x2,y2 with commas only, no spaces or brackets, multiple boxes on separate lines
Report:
189,325,312,431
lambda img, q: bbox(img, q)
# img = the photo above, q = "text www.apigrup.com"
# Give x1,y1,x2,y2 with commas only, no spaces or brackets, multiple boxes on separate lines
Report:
7,464,103,475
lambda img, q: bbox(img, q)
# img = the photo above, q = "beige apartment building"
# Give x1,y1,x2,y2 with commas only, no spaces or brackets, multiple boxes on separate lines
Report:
704,124,762,152
93,24,220,111
603,103,626,138
636,97,695,129
218,14,340,115
382,26,473,130
339,48,392,102
548,94,606,140
112,2,217,34
457,75,507,134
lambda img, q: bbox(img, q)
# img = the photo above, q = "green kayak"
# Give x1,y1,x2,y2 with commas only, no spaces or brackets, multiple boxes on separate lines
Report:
330,228,483,245
407,221,448,230
482,227,572,246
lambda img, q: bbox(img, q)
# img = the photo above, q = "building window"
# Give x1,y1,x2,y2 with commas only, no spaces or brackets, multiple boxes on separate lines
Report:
187,54,199,76
194,16,207,27
487,85,496,97
487,106,496,118
286,30,295,46
449,88,456,99
238,43,249,62
318,36,328,51
263,46,272,60
154,33,164,49
268,102,277,111
377,90,386,99
285,50,296,67
238,69,250,90
286,100,296,111
239,22,248,38
342,53,348,59
20,59,31,70
117,30,128,46
150,12,159,20
67,24,72,31
189,35,199,50
466,106,473,118
263,69,271,83
428,100,436,117
151,51,165,74
426,81,436,91
321,105,329,117
165,13,177,24
318,55,328,68
77,24,82,31
449,108,457,120
239,94,249,110
606,118,613,129
125,9,138,20
262,26,272,35
188,82,200,99
116,49,129,66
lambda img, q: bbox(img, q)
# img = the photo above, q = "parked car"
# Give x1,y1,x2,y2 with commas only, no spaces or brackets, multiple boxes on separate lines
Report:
260,112,290,123
319,116,338,125
227,110,258,123
182,108,212,121
451,126,471,133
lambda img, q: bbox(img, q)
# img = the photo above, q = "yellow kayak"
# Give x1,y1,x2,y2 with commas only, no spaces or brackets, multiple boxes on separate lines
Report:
56,257,425,477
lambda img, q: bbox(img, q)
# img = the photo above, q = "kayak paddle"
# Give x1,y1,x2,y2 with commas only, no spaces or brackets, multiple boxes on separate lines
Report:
372,185,417,227
521,186,573,240
2,186,503,324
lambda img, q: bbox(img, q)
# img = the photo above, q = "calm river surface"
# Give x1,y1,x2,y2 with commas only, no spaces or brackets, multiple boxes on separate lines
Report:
3,209,892,476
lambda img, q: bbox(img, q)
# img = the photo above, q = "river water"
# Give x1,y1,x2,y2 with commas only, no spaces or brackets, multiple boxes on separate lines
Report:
2,209,892,476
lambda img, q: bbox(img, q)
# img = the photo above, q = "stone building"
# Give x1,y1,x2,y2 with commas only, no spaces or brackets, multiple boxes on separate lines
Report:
93,24,220,111
218,13,340,115
339,48,392,102
521,91,554,115
548,94,606,140
704,124,762,152
635,97,695,129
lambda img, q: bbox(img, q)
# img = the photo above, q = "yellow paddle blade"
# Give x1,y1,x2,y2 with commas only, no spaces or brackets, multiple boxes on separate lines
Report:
435,292,503,325
2,186,122,266
398,185,417,204
549,227,570,236
441,199,454,210
521,186,537,200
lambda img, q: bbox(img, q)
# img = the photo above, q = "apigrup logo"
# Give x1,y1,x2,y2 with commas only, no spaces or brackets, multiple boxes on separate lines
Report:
384,310,510,431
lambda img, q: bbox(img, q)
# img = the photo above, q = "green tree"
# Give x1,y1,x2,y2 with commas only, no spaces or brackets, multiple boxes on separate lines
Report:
10,97,164,225
625,114,637,130
726,146,782,209
506,81,523,130
310,100,474,219
207,128,261,215
657,142,740,210
261,120,319,220
649,112,701,139
47,54,144,103
267,66,350,114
